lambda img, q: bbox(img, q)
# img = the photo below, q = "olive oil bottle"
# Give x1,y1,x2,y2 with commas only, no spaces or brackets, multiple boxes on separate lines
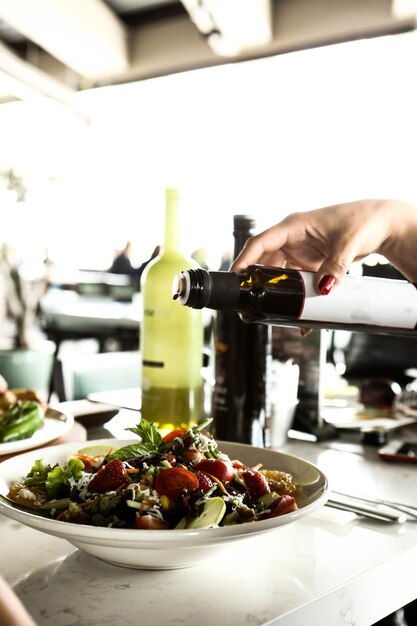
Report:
173,265,417,337
140,188,204,435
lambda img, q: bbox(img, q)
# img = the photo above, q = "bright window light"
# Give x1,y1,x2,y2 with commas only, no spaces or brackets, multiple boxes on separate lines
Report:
0,31,417,275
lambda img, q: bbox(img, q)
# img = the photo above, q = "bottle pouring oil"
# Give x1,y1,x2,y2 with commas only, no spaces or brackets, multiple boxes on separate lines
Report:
172,264,417,336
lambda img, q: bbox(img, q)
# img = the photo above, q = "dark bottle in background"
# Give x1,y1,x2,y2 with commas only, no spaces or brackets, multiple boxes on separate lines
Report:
211,215,272,446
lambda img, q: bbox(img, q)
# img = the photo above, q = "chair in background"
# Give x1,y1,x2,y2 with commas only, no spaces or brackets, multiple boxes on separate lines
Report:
0,342,56,399
56,350,140,401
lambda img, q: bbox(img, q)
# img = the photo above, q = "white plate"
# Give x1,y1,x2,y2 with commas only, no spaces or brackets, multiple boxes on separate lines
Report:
0,439,328,570
0,407,74,456
322,406,416,431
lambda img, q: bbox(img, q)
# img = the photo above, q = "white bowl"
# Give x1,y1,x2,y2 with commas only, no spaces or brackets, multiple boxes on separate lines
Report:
0,439,328,570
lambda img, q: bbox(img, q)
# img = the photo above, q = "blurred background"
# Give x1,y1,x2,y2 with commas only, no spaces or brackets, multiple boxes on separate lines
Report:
1,0,417,276
1,0,417,402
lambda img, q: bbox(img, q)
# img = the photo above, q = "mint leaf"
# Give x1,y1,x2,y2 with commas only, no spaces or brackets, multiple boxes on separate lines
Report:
107,419,162,461
107,417,214,461
127,419,162,449
106,442,156,461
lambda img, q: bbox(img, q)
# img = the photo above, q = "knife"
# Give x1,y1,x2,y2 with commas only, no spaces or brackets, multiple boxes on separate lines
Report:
332,491,417,520
326,498,407,523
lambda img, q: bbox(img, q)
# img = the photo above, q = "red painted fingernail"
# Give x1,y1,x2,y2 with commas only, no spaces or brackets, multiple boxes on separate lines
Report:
318,274,336,295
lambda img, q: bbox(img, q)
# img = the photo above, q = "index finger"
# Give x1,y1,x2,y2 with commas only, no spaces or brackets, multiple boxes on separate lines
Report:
230,224,288,272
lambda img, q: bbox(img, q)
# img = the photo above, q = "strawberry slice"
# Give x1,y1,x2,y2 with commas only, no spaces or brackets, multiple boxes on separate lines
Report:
241,469,270,501
135,515,168,530
194,470,214,494
154,467,199,500
88,459,127,494
262,494,298,519
162,429,187,443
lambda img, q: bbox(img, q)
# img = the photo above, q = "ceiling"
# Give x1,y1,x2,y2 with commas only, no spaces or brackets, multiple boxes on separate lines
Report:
0,0,183,45
0,0,415,112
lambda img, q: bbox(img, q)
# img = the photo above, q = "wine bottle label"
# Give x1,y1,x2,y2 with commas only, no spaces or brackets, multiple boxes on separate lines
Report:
300,272,417,329
142,360,164,368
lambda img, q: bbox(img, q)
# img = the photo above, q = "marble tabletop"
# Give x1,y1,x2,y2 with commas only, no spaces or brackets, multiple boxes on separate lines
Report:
2,421,417,626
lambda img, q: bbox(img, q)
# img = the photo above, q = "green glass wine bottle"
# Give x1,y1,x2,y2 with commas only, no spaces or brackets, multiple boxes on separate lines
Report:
140,187,204,435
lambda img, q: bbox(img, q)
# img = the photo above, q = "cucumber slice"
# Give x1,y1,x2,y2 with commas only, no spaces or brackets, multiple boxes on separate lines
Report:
257,491,280,508
186,497,226,529
222,510,240,526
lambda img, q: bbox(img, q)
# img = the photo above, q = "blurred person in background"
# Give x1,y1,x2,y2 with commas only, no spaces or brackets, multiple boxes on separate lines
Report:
108,241,136,276
109,242,160,290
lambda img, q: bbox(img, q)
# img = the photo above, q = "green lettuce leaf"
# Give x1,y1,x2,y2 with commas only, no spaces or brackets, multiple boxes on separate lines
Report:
45,458,85,498
24,459,50,487
24,457,85,499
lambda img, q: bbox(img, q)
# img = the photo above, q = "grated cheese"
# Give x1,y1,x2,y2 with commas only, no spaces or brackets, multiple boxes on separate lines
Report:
17,488,36,501
68,472,94,500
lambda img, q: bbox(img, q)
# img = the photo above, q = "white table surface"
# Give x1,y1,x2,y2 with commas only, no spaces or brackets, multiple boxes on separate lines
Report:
2,423,417,626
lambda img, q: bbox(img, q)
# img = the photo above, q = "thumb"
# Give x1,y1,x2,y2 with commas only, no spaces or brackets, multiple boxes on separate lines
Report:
314,253,353,296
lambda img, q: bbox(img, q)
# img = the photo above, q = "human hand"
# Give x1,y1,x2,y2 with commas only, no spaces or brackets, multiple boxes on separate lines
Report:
0,576,36,626
231,199,411,293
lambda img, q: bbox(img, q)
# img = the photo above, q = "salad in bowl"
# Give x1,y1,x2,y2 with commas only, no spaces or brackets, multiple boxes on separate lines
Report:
0,419,328,568
5,418,299,530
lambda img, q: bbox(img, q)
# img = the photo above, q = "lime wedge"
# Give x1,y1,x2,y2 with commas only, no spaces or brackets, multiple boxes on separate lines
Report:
77,444,119,456
186,497,226,529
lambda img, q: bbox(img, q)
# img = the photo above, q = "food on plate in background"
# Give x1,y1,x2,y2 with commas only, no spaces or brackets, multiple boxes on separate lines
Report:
0,388,46,411
0,389,46,443
359,378,400,410
354,378,401,420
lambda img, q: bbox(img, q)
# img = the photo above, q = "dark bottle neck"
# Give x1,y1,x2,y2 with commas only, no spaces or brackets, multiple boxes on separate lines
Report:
175,265,302,315
175,268,242,310
233,215,256,258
